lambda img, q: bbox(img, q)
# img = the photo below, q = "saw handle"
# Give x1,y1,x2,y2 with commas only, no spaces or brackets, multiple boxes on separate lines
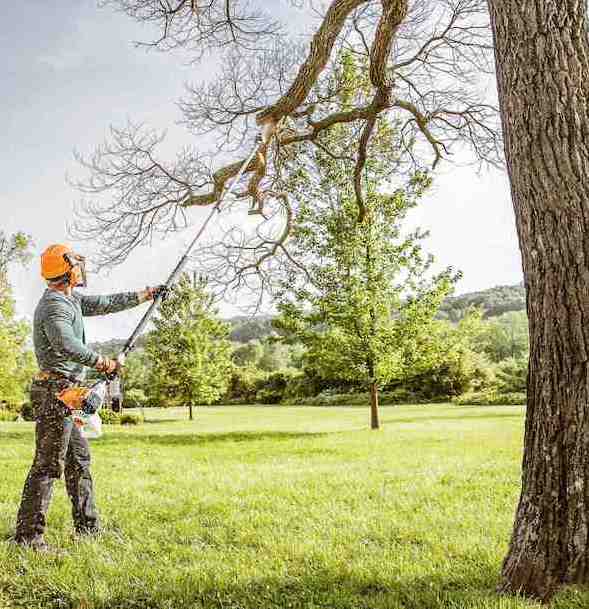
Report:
106,352,126,406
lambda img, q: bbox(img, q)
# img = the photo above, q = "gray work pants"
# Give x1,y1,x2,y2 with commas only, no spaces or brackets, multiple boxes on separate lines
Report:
15,379,99,544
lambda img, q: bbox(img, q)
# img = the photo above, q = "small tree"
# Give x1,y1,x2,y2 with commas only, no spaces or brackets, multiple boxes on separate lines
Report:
275,108,456,429
146,275,232,419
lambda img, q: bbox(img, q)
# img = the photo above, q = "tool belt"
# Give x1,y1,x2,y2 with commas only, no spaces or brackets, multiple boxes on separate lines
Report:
35,371,90,411
35,370,78,384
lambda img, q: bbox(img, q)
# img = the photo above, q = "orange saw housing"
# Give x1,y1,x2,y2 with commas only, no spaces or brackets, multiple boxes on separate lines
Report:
56,387,90,411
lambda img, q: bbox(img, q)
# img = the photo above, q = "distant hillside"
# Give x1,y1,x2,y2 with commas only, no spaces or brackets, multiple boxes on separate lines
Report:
225,286,527,336
437,283,526,322
227,315,276,343
88,336,146,356
90,284,527,351
88,337,132,357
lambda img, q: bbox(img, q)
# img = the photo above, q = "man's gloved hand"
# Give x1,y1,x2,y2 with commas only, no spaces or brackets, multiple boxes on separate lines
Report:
95,355,120,376
146,285,169,301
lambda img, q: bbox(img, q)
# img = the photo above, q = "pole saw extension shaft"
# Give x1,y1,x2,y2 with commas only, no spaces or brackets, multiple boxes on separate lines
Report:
110,133,263,405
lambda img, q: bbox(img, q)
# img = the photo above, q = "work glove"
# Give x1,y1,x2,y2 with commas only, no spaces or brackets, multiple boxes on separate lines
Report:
146,285,170,301
95,355,120,376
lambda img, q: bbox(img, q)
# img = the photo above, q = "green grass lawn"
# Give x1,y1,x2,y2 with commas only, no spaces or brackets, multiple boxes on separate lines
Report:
1,404,587,609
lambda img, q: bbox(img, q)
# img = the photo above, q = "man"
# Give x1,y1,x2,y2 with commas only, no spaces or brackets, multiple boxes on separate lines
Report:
14,244,164,551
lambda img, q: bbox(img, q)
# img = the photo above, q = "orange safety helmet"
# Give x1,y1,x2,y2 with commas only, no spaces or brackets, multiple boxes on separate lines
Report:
40,244,87,287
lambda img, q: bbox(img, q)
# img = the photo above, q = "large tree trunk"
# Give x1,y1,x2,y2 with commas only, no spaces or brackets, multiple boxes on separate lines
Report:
487,0,589,600
369,381,380,430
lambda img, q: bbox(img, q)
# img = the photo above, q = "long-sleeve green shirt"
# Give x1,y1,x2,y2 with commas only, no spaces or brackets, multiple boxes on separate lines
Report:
33,289,141,381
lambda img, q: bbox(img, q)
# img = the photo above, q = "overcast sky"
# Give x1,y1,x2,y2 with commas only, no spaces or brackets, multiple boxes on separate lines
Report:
2,1,523,342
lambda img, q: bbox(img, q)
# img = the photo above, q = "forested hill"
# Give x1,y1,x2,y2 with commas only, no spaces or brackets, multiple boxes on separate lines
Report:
224,285,527,341
89,285,526,351
226,316,275,343
437,283,525,322
223,285,527,340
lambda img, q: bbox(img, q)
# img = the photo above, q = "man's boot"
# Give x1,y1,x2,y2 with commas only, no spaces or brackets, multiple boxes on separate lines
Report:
12,536,68,556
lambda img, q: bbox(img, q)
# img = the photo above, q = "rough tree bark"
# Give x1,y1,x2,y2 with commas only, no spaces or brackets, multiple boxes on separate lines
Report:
487,0,589,600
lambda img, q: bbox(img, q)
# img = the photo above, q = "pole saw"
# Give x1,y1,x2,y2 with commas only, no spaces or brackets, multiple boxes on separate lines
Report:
72,132,265,433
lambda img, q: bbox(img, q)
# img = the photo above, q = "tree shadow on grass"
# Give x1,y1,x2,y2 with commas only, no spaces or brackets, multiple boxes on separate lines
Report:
0,426,328,446
135,565,534,609
381,412,523,425
0,430,33,442
99,430,329,447
4,550,540,609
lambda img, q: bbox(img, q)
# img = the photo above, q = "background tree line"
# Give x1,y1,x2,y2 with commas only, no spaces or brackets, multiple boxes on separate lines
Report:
0,232,36,419
0,230,528,424
85,287,529,421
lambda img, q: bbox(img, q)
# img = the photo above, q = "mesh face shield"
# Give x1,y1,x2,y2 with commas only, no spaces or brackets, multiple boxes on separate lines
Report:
63,252,87,288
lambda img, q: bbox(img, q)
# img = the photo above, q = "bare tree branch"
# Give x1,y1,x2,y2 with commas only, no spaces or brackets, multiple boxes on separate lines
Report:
74,0,501,294
99,0,282,56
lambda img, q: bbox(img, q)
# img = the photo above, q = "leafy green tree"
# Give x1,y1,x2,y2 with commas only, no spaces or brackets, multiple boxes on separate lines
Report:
0,295,36,407
275,69,457,428
225,366,266,404
0,232,35,407
123,387,148,410
146,275,232,419
258,341,291,372
444,307,529,364
231,339,298,372
231,341,263,368
494,357,527,393
399,313,494,399
123,349,151,393
0,231,33,283
121,350,152,409
479,311,529,363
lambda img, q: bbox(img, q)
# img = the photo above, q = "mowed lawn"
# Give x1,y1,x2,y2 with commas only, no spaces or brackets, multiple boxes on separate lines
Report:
0,405,586,609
